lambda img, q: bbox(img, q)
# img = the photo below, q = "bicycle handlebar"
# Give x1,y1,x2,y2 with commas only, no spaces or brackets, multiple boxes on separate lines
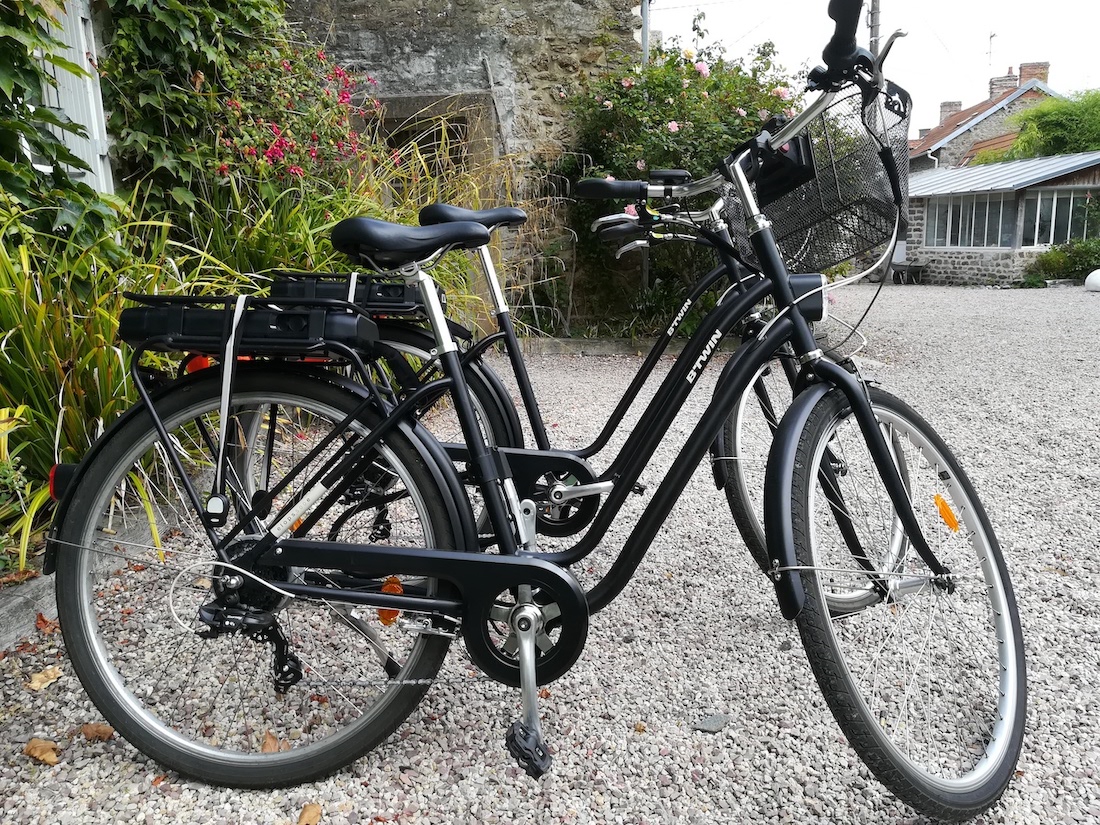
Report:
822,0,864,73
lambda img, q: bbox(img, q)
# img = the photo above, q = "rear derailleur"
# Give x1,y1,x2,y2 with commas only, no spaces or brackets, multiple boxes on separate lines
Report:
196,600,303,694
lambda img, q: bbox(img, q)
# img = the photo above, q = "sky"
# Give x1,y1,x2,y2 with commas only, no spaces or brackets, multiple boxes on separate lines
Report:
647,0,1099,137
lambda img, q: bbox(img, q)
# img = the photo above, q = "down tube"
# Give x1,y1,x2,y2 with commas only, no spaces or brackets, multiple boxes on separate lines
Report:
584,317,799,615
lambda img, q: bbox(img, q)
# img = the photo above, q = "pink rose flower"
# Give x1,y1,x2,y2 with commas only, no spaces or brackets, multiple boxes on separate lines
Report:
772,87,791,100
667,121,680,133
603,100,614,109
636,159,646,171
736,107,747,117
624,204,638,217
621,76,636,89
605,174,616,181
694,61,710,78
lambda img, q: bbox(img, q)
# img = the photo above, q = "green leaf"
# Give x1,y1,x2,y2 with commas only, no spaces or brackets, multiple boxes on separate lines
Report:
169,187,196,209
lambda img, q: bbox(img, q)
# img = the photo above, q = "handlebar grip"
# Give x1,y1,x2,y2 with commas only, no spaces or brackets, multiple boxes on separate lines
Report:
575,178,649,200
822,0,864,71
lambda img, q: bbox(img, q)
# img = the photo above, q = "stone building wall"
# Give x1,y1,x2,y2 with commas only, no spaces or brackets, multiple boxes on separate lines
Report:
905,199,1043,285
286,0,639,155
934,92,1048,168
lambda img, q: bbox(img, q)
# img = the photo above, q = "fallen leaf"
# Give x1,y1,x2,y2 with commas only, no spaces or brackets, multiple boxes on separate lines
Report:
26,665,62,691
0,569,40,587
81,723,115,742
538,687,551,699
261,731,280,753
35,612,60,635
152,774,168,787
24,738,59,766
634,722,647,733
298,802,322,824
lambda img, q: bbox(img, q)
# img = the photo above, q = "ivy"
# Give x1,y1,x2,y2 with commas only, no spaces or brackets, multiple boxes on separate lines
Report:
0,1,118,247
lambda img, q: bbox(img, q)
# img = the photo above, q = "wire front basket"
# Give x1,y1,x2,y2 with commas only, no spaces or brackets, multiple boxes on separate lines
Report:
724,81,912,274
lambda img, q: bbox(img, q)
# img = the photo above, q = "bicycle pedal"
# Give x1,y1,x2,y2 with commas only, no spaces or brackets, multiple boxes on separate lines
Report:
505,720,552,778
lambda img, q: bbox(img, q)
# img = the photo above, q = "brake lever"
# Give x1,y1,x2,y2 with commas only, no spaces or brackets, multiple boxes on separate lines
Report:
876,30,908,84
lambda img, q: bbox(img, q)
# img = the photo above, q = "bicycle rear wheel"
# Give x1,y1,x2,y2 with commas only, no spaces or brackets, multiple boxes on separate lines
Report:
54,368,459,787
789,387,1025,819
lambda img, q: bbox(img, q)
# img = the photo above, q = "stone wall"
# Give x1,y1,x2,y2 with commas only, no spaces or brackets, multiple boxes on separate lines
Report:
935,92,1047,167
286,0,639,155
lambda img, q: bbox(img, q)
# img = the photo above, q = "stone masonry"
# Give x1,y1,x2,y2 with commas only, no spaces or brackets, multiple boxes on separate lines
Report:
286,0,639,155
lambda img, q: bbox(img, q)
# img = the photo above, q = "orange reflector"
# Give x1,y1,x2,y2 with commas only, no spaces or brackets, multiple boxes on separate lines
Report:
934,494,960,532
183,355,212,373
378,576,403,626
291,518,304,533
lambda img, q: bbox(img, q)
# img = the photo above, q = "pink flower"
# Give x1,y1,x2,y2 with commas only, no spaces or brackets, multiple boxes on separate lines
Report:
785,108,796,118
736,107,747,117
702,91,709,99
624,204,638,217
603,99,614,109
281,59,292,72
338,90,351,105
367,76,378,86
243,146,257,157
694,61,710,78
317,49,327,61
636,159,646,171
757,108,770,120
604,174,616,181
288,165,304,178
667,121,680,133
621,76,636,89
772,86,791,100
216,163,229,176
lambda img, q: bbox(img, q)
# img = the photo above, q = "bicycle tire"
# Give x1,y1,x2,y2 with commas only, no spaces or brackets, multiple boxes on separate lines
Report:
54,368,459,787
789,387,1026,819
719,354,794,572
373,321,521,449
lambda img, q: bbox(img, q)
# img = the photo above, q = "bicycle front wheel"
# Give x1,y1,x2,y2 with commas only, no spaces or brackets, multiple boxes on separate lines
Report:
54,368,459,787
789,387,1025,820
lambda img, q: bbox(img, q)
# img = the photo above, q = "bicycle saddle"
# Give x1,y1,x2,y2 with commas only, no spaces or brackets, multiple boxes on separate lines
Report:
331,216,490,269
419,203,528,230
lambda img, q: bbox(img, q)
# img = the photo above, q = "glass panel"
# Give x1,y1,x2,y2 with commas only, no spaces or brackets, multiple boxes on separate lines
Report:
1037,192,1054,245
973,198,989,247
1070,193,1088,241
932,199,949,246
1054,192,1072,243
1000,196,1016,247
949,196,963,246
1022,194,1037,246
959,195,974,246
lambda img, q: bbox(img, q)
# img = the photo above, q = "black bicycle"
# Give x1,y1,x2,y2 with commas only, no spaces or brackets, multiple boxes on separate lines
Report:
46,2,1025,819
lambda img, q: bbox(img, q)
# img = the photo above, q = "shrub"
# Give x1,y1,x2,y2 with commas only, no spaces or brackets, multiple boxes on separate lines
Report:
553,36,799,334
1021,237,1100,286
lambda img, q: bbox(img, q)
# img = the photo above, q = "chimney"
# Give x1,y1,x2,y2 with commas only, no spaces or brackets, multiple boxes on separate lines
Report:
939,101,962,125
989,66,1019,99
1019,62,1050,85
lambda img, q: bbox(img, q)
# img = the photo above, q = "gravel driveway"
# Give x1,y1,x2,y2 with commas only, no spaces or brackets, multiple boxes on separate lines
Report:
1,284,1097,824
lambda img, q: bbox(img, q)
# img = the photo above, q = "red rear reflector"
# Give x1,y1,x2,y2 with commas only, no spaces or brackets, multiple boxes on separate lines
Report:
184,355,212,373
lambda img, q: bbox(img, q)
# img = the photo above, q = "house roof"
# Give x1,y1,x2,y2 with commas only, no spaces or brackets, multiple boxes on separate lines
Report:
959,132,1019,165
909,150,1100,197
908,79,1058,159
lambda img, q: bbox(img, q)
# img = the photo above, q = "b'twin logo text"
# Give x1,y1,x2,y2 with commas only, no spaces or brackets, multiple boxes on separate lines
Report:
687,329,724,384
665,299,693,337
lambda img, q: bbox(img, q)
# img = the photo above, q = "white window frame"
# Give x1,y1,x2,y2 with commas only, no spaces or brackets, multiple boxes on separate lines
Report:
924,192,1016,249
1019,187,1094,247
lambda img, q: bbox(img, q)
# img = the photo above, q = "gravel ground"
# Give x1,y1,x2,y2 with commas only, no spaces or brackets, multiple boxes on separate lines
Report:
1,284,1097,824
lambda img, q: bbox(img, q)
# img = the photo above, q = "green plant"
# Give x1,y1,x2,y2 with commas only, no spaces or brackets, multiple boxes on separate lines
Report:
0,1,120,247
1007,90,1100,159
556,37,799,334
0,194,175,567
99,0,380,210
1021,236,1100,286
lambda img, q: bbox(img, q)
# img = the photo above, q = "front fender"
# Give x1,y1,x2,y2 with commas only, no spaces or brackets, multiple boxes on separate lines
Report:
763,381,831,620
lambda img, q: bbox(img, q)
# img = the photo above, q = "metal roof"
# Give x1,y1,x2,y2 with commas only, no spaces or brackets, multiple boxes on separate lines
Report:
909,150,1100,197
